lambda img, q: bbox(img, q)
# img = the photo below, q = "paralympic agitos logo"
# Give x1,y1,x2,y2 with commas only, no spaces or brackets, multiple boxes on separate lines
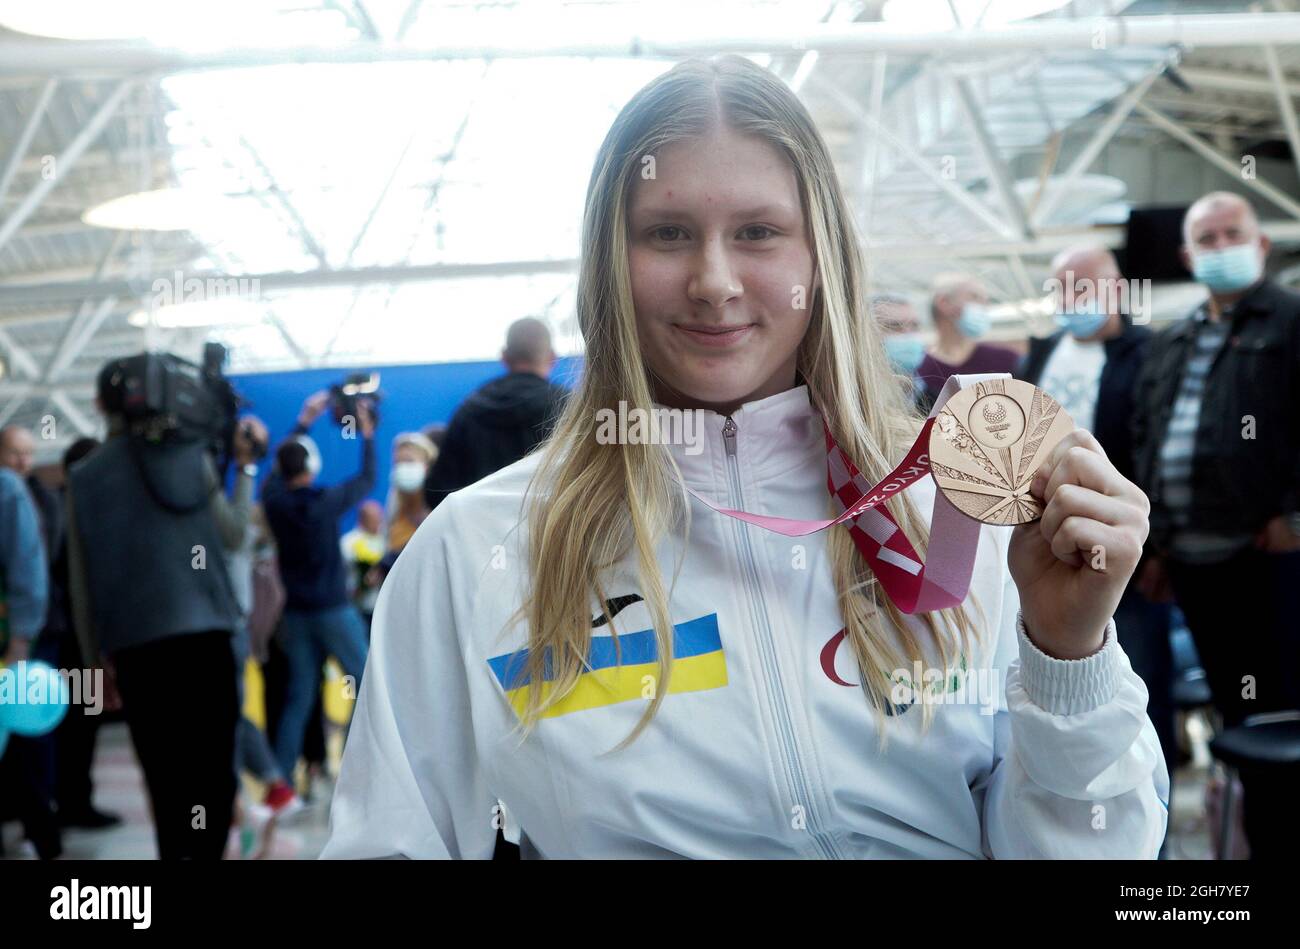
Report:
819,629,913,716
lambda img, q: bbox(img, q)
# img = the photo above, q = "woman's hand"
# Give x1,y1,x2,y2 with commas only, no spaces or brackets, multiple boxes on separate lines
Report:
1007,429,1150,660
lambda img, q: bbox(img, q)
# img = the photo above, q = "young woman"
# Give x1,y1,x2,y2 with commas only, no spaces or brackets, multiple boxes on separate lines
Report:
384,432,437,555
322,56,1167,859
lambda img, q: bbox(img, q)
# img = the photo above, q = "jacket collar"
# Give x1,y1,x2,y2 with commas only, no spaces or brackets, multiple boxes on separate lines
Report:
659,384,824,487
1173,278,1276,340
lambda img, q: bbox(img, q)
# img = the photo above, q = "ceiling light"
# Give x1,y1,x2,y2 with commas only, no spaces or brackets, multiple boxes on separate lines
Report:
129,298,264,329
83,188,251,232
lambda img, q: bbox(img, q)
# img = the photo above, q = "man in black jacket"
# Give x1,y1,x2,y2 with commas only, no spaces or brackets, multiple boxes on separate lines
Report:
1131,192,1300,859
1018,245,1175,817
423,318,568,512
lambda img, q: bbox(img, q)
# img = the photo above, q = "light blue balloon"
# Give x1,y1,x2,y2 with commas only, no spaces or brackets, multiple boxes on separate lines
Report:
0,660,70,737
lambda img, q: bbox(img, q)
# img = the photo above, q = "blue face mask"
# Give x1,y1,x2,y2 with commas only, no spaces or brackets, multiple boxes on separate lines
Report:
1054,301,1108,339
884,334,925,373
1191,242,1262,293
956,302,991,339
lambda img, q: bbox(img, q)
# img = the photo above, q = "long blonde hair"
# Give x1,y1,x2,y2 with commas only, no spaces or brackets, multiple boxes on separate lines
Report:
513,55,979,748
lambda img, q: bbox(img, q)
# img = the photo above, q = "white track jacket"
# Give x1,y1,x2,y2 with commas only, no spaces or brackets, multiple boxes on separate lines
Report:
321,384,1169,859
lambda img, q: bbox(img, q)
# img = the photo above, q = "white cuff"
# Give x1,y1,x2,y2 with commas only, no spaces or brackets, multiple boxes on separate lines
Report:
1015,611,1121,716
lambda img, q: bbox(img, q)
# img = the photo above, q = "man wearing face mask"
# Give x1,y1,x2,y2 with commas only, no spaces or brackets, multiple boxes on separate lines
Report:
916,273,1019,408
1132,192,1300,859
870,294,930,413
1018,245,1176,831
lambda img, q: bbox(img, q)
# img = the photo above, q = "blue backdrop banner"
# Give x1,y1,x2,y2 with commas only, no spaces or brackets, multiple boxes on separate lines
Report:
231,356,582,530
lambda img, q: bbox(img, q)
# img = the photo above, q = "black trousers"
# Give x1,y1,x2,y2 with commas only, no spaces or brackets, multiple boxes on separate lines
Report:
0,633,62,858
112,631,239,860
1168,547,1300,860
0,731,60,858
55,629,101,816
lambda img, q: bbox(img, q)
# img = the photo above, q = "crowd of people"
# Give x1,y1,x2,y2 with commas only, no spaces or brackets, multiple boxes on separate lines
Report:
874,190,1300,858
1,176,1297,858
0,317,563,859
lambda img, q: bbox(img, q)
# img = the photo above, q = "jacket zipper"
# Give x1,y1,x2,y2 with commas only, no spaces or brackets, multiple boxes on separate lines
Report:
722,415,841,859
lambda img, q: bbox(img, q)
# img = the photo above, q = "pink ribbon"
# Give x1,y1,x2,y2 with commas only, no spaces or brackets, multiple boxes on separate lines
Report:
686,374,997,615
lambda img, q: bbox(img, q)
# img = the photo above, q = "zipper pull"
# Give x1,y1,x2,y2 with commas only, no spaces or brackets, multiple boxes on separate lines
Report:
722,416,737,456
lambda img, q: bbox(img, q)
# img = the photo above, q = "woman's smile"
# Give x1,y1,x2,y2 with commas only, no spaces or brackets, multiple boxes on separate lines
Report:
672,322,756,348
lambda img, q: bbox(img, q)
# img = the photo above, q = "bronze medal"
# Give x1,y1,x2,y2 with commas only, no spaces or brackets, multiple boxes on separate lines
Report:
928,378,1075,525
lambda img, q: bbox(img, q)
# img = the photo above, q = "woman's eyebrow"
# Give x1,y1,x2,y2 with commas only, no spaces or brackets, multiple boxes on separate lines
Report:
729,203,798,220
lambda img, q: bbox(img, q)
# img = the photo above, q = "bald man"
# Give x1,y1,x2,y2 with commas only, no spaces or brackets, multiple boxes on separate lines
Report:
0,425,59,558
1020,246,1150,478
916,273,1019,406
1131,191,1300,859
423,317,569,512
0,424,36,478
1017,246,1175,809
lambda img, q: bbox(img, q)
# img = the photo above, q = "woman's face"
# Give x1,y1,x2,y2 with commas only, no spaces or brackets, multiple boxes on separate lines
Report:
627,126,816,414
394,444,426,466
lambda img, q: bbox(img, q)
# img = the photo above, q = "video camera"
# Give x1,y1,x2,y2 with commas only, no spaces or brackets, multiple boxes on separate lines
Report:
98,343,264,467
328,371,382,427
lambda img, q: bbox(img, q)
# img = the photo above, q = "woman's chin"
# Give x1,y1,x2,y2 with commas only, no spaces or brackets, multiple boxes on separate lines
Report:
653,377,770,412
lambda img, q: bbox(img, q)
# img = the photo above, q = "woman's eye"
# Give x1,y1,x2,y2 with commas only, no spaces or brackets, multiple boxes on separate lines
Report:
652,226,686,242
740,225,775,241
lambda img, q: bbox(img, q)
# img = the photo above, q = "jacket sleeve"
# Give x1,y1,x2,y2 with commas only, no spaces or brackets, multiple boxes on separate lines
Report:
206,457,254,551
322,435,375,517
64,490,99,666
1128,338,1158,497
321,495,498,859
0,472,48,642
979,549,1169,859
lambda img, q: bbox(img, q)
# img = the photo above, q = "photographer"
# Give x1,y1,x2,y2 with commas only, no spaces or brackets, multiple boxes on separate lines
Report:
66,358,251,860
263,390,375,783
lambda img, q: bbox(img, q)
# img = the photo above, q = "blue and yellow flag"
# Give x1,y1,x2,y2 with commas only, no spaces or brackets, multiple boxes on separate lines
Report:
487,613,727,719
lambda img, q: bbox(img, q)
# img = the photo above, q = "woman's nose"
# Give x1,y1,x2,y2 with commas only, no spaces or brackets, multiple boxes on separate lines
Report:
686,241,743,309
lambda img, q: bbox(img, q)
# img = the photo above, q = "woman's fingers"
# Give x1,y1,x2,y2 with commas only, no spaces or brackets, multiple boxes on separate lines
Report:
1032,428,1150,514
1028,428,1149,574
1047,517,1142,573
1039,482,1134,540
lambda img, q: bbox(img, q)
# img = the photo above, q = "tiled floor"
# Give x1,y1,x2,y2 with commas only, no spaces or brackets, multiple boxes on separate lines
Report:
2,722,334,860
4,717,1234,859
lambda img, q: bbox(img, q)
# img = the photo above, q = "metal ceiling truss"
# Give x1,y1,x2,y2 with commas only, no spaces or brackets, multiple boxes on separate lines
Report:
5,6,1300,457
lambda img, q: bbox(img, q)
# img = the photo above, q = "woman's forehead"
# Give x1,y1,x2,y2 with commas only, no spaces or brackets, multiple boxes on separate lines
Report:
627,131,800,216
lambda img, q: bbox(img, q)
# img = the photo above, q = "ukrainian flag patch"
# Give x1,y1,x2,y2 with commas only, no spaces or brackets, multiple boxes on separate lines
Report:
487,613,727,719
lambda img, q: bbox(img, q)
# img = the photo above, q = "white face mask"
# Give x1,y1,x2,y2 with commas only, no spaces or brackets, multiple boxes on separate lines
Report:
956,302,992,339
391,461,426,493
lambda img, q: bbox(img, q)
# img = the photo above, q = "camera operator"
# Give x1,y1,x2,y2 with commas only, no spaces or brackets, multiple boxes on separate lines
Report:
263,390,375,782
65,359,254,860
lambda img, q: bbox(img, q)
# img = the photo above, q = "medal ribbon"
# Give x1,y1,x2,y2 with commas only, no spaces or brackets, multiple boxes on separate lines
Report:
685,373,1005,614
